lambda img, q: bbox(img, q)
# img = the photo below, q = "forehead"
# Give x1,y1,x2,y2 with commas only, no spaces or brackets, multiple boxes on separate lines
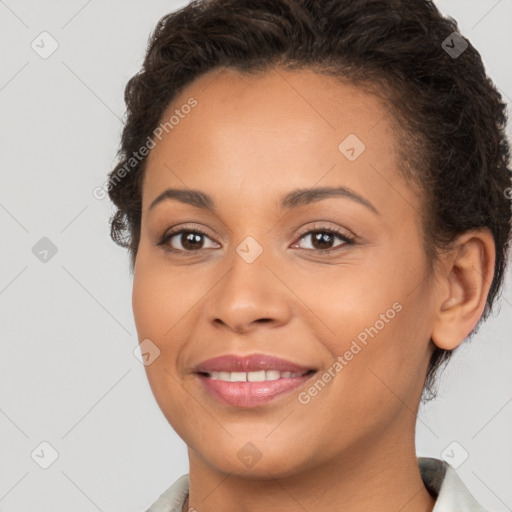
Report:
149,66,393,154
141,66,416,219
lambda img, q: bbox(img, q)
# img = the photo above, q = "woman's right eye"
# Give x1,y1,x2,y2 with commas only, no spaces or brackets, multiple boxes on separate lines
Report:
157,228,220,254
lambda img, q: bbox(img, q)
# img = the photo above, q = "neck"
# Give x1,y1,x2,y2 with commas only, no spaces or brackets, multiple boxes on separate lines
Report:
184,420,435,512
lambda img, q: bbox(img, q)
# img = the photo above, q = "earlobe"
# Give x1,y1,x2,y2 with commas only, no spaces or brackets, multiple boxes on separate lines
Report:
431,229,495,351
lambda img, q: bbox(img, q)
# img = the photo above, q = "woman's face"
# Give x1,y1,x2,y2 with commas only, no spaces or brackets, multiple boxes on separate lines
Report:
132,67,437,477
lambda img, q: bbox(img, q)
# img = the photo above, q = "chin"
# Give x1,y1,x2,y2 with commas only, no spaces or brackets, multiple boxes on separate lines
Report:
186,432,320,480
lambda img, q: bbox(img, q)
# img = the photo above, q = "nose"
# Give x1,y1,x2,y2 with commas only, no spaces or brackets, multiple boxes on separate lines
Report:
205,245,293,335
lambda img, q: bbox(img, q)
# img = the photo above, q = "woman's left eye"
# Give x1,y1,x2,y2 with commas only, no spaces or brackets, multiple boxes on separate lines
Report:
291,228,354,252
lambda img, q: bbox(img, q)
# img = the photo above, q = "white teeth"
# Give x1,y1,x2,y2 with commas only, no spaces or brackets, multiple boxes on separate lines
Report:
208,370,307,382
230,371,246,382
247,370,266,382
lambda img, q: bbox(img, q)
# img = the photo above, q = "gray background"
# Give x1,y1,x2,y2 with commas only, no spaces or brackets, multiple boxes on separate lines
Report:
0,0,511,510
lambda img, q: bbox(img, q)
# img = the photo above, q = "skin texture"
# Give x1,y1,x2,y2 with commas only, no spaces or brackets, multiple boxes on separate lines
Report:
132,67,495,512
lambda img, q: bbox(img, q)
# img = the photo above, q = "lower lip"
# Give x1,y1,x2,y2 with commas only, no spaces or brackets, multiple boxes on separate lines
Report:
197,373,315,408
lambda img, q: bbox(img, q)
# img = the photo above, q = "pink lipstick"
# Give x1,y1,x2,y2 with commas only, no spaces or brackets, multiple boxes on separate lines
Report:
195,354,317,407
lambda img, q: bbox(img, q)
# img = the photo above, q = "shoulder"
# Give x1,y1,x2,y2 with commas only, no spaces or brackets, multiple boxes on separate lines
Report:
145,474,189,512
418,457,490,512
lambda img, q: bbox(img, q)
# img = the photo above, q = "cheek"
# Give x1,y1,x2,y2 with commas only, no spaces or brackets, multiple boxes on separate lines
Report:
289,260,405,354
132,255,203,342
131,257,212,389
131,260,184,385
132,265,195,435
295,250,432,409
132,268,166,342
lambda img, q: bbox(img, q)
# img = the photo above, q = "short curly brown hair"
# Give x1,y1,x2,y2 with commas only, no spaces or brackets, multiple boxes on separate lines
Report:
107,0,511,400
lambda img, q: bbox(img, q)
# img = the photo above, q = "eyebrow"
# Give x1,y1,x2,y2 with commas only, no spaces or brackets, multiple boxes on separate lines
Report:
148,186,379,215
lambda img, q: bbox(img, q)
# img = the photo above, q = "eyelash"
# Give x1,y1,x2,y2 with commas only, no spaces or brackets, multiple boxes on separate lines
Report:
156,224,355,256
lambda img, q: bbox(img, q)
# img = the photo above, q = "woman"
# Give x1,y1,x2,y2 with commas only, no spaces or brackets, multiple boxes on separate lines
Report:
107,0,511,510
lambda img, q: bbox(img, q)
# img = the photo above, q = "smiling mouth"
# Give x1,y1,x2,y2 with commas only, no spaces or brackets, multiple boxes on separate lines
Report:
193,353,318,407
198,369,315,382
196,369,317,408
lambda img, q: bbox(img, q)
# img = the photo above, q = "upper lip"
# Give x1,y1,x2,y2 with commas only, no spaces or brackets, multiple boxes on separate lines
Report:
194,354,316,374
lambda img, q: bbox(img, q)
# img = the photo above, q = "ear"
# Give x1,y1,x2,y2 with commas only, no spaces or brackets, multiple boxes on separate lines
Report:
431,229,496,351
